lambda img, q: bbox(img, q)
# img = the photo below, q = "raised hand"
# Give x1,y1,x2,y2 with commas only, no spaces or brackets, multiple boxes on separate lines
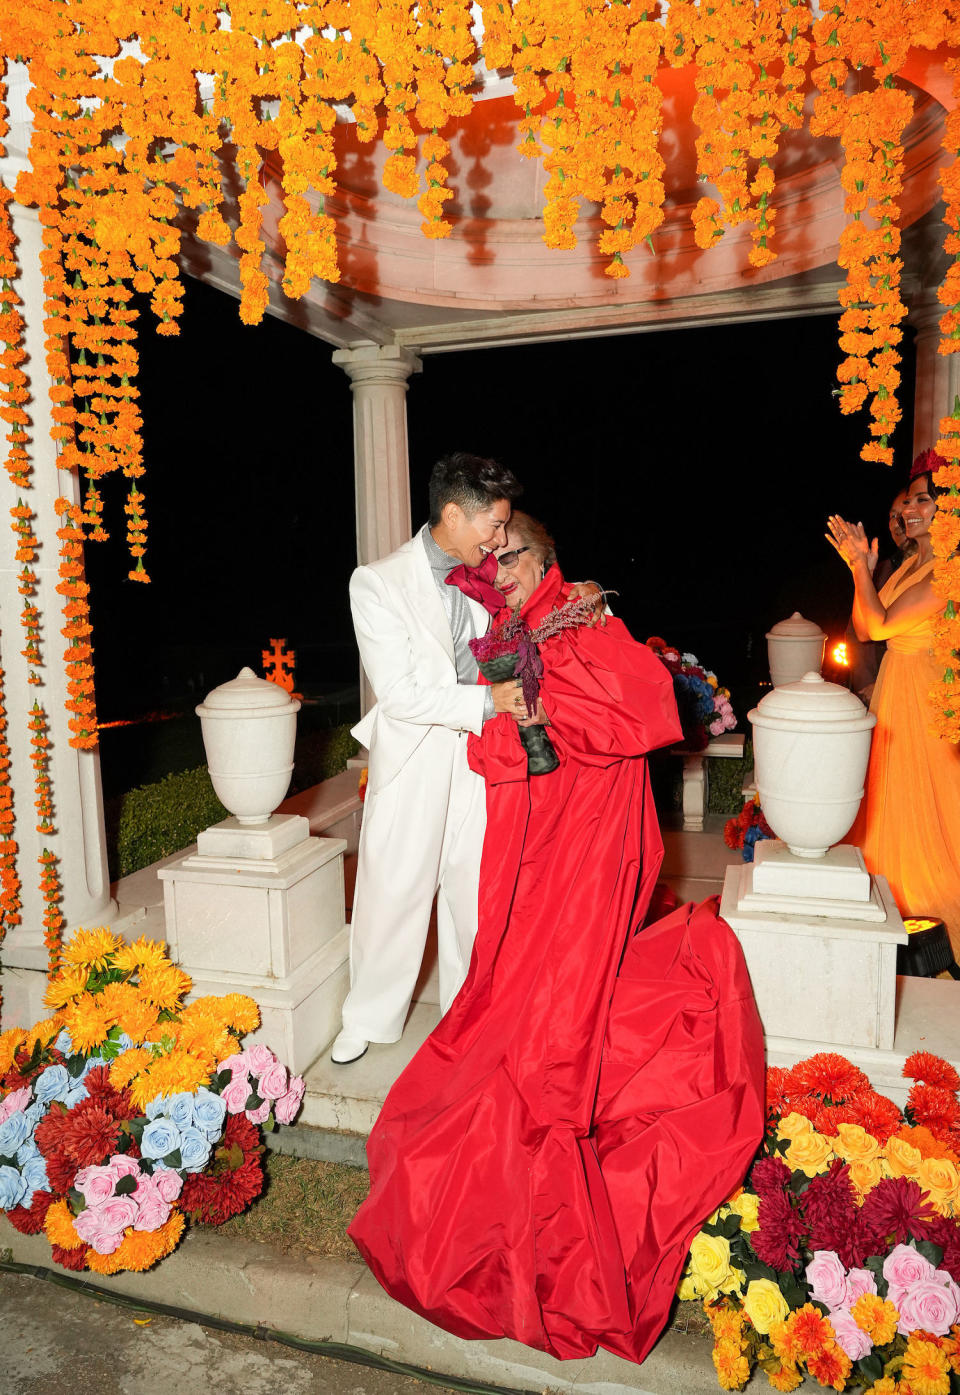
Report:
826,515,878,574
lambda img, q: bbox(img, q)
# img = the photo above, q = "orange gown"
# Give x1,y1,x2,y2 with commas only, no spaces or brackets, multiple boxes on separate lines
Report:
849,558,960,954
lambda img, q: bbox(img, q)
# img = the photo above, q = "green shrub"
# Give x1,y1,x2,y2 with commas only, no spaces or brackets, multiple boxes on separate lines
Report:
114,766,227,879
707,738,754,814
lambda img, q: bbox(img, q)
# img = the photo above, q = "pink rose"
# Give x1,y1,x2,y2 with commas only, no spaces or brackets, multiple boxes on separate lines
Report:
883,1244,936,1309
829,1309,873,1361
257,1061,288,1101
220,1074,253,1115
274,1076,305,1126
132,1178,171,1233
805,1251,849,1311
73,1209,125,1254
105,1154,141,1185
74,1163,118,1207
709,719,724,737
722,711,737,731
244,1044,276,1076
896,1275,960,1337
218,1052,249,1077
845,1269,877,1305
96,1196,139,1235
153,1169,183,1204
0,1087,31,1122
245,1099,271,1125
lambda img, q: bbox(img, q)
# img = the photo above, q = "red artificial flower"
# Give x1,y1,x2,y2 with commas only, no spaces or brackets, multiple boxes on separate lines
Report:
844,1088,903,1143
751,1154,792,1198
80,1066,134,1120
858,1176,938,1251
904,1051,960,1094
5,1188,54,1235
807,1342,851,1389
59,1101,123,1171
784,1054,869,1104
51,1243,89,1272
753,1188,805,1271
790,1305,832,1356
908,1083,960,1140
180,1114,264,1225
765,1067,790,1117
802,1161,864,1269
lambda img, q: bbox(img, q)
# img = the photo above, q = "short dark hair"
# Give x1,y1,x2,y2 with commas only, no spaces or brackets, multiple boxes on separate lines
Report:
508,511,557,569
909,470,946,501
428,452,522,526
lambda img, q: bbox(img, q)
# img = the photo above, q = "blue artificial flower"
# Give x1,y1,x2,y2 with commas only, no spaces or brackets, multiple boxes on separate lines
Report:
52,1028,73,1056
62,1082,89,1110
34,1064,72,1105
178,1126,212,1173
16,1138,40,1167
24,1100,44,1129
0,1111,30,1159
20,1154,48,1195
141,1118,183,1161
165,1093,196,1131
145,1095,165,1121
79,1054,106,1079
191,1087,226,1142
0,1164,27,1211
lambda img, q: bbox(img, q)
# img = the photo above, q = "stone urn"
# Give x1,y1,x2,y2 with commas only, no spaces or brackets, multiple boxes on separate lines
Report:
197,667,300,824
748,672,875,857
766,612,826,688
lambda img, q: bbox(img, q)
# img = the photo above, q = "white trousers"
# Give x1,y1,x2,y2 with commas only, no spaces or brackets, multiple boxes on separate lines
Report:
340,726,487,1042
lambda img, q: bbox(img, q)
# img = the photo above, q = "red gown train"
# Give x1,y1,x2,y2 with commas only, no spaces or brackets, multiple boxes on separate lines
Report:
349,567,765,1364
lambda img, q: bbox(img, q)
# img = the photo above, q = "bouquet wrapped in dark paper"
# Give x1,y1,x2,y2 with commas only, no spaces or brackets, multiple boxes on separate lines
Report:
469,599,593,776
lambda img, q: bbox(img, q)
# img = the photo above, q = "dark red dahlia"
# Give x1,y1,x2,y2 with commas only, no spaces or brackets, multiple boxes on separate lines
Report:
750,1154,791,1199
5,1188,54,1235
753,1189,805,1271
858,1176,938,1251
181,1114,265,1225
51,1243,89,1272
802,1162,863,1268
79,1067,134,1121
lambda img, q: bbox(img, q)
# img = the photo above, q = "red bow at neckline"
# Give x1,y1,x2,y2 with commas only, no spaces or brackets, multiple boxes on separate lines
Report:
445,550,507,615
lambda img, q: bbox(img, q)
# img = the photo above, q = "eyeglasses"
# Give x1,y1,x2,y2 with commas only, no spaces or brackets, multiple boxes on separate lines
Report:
497,547,531,569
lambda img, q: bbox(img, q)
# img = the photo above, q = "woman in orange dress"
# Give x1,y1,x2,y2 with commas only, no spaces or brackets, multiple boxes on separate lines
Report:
828,452,960,955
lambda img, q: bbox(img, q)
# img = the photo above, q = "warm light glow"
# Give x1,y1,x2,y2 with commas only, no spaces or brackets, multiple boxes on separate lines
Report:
832,642,850,667
262,638,297,695
903,917,943,934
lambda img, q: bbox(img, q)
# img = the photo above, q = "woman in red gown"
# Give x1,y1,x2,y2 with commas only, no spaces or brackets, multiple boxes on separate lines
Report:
349,513,765,1365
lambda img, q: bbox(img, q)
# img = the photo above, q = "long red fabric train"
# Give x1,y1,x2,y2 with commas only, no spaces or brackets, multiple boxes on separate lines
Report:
350,566,765,1364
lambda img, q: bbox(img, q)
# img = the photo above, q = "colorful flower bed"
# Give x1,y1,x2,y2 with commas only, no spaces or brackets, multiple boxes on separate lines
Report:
725,796,776,863
0,927,304,1273
646,638,737,752
678,1051,960,1392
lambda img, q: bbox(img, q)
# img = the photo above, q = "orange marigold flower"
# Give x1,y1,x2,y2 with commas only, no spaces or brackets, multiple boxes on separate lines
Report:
767,1363,803,1393
110,935,171,974
61,993,112,1054
218,993,260,1034
902,1336,951,1395
851,1293,898,1345
108,1047,152,1090
44,1198,85,1250
712,1337,750,1390
806,1339,852,1391
117,996,162,1045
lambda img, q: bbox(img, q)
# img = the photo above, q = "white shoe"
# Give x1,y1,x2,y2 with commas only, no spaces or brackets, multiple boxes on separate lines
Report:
331,1030,369,1064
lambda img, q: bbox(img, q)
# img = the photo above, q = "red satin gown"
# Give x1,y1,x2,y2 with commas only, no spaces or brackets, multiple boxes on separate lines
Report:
349,566,765,1365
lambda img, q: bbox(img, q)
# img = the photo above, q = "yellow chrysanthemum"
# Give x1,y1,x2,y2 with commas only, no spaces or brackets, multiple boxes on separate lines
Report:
129,1050,208,1110
863,1380,898,1395
851,1293,898,1346
0,1027,26,1075
61,926,120,973
95,980,140,1025
902,1336,951,1395
143,1020,181,1048
108,1047,153,1090
218,993,260,1034
44,1198,85,1250
43,964,91,1009
22,1016,63,1056
709,1306,745,1344
110,935,171,975
117,996,163,1045
138,963,192,1010
61,993,113,1054
181,996,231,1028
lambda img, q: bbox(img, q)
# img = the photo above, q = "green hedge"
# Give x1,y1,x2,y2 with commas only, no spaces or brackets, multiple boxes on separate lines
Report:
109,721,361,879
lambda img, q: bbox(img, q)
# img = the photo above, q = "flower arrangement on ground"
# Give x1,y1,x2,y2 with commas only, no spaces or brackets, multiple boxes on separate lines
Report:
0,927,305,1274
725,796,776,863
646,638,737,752
677,1050,960,1392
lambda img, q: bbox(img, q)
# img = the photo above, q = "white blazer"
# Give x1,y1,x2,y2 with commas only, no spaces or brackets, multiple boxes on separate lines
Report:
350,534,491,794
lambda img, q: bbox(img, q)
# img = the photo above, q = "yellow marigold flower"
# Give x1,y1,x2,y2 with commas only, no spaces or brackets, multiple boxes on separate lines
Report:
712,1338,750,1391
0,1027,26,1075
784,1129,835,1178
851,1293,898,1346
108,1047,153,1090
138,963,192,1010
129,1051,208,1110
708,1306,745,1344
834,1123,882,1165
43,964,91,1009
902,1336,951,1395
45,1198,85,1250
743,1279,789,1335
864,1380,898,1395
61,926,120,972
777,1111,814,1142
767,1363,803,1393
118,997,163,1045
727,1190,760,1232
61,993,112,1054
110,935,171,974
883,1134,922,1179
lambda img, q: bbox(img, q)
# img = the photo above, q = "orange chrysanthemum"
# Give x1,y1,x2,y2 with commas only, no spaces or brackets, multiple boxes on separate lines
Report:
110,936,171,975
61,927,119,972
86,1210,185,1275
851,1293,898,1345
44,1198,85,1251
43,965,91,1009
137,963,192,1010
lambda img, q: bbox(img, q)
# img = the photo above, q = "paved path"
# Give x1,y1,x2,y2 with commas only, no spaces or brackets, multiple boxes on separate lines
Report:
0,1272,465,1395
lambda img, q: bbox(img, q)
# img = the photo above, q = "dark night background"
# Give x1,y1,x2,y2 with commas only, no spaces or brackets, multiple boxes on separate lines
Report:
86,274,918,792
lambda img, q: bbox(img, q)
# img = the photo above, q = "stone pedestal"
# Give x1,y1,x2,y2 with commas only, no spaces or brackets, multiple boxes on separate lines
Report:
158,814,349,1073
737,839,886,921
674,732,745,832
720,861,907,1051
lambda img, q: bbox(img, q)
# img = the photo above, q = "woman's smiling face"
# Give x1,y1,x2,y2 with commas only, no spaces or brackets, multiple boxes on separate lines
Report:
495,528,543,609
902,476,937,541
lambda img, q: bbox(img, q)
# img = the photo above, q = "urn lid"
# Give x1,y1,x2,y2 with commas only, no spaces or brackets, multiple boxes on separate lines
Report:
749,671,875,730
196,666,298,716
765,611,826,642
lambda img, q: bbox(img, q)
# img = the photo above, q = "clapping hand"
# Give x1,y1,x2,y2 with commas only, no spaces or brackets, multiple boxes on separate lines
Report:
826,515,878,574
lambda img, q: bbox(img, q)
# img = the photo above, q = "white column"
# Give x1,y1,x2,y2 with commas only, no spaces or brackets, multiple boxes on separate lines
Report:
910,295,960,457
332,344,422,714
1,163,114,1019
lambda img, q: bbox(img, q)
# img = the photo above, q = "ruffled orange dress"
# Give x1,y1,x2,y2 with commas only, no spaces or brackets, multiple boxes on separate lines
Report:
849,558,960,953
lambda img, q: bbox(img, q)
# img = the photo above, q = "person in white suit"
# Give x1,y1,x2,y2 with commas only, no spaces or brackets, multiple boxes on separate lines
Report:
331,453,533,1064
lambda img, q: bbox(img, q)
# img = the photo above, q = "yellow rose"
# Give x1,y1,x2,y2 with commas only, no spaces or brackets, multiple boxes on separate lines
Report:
742,1278,790,1335
689,1234,735,1299
678,1273,708,1302
784,1130,835,1177
834,1123,882,1165
848,1157,889,1199
917,1156,960,1215
884,1135,922,1179
720,1267,746,1297
777,1111,814,1143
728,1190,760,1233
